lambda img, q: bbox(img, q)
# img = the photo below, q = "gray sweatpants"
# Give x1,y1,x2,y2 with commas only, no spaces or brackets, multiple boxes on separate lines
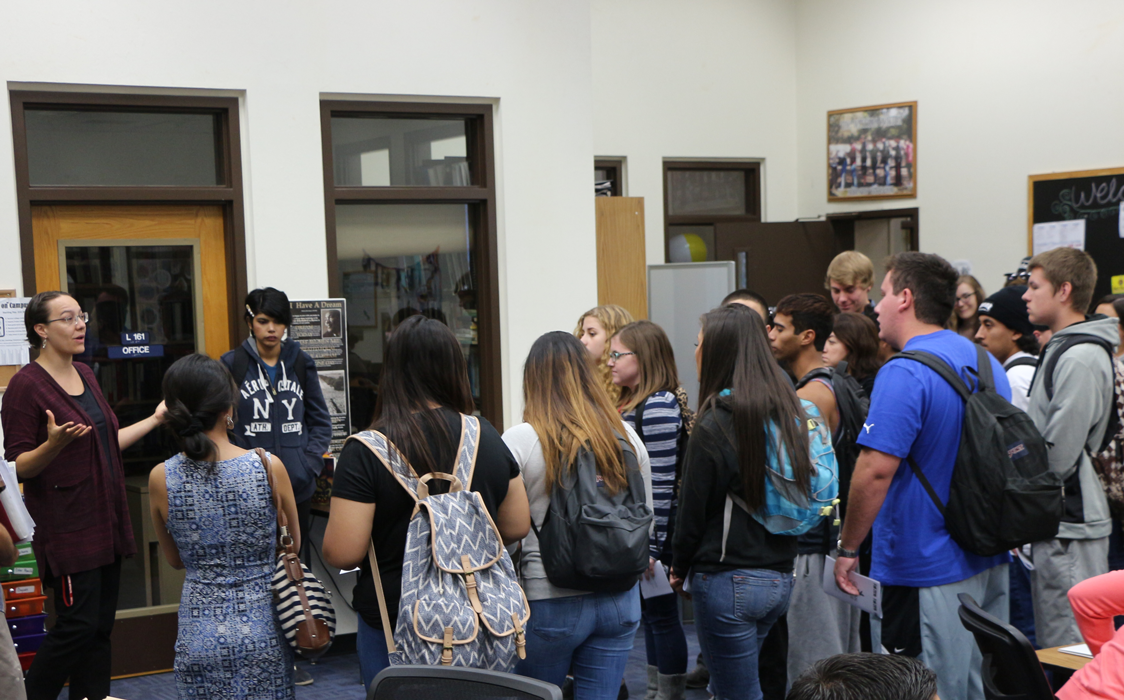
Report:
872,564,1008,700
786,553,861,686
1031,537,1110,648
0,588,28,700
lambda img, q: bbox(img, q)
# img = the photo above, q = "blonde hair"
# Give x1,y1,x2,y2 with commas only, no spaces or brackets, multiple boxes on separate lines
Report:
614,321,680,414
523,332,632,495
574,304,635,404
825,251,875,289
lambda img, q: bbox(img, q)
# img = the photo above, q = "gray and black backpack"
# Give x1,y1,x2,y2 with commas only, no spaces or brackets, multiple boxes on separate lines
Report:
530,433,653,593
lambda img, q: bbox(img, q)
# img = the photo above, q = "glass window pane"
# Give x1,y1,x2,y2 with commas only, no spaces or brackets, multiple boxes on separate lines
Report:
25,110,221,186
667,169,747,216
331,117,471,187
65,243,200,610
336,204,480,422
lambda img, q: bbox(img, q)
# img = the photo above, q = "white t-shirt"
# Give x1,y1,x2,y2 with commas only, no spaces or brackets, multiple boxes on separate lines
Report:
1004,351,1037,412
502,421,652,601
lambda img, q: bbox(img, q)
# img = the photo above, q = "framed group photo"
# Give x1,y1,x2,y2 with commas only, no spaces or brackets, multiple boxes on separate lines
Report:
828,101,916,201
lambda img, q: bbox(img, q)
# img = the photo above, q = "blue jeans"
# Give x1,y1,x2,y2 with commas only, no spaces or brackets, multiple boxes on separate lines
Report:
691,569,794,700
516,588,641,700
642,592,688,674
357,615,391,690
1009,560,1037,648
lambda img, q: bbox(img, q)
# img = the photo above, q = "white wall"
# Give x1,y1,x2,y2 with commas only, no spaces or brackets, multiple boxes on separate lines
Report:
794,0,1124,293
0,0,598,426
591,0,800,265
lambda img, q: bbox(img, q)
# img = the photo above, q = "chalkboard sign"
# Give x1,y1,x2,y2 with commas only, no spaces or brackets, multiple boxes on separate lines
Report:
1029,168,1124,307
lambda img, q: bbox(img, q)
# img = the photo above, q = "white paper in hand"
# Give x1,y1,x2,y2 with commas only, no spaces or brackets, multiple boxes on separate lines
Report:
823,556,882,618
0,457,35,543
640,562,675,599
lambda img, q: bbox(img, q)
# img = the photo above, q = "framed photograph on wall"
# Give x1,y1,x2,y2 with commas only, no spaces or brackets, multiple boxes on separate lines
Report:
828,101,916,201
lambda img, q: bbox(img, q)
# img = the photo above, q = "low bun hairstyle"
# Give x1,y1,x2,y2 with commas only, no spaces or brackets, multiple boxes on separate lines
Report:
162,354,239,462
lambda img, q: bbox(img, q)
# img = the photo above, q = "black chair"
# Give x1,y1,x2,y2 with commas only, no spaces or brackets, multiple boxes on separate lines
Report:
957,592,1056,700
369,665,563,700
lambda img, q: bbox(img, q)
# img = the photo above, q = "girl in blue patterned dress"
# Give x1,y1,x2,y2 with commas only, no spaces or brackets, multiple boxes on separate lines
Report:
149,354,301,699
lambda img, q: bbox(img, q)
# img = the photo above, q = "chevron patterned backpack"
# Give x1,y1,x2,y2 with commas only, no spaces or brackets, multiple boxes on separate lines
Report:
347,415,530,671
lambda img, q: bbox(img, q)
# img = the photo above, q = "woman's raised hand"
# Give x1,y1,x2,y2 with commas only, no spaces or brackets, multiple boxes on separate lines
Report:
45,409,91,449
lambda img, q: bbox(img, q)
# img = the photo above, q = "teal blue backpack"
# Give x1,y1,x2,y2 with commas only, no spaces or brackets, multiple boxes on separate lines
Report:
719,394,839,539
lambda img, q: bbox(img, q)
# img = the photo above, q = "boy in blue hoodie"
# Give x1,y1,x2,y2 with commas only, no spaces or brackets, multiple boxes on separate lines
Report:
221,288,332,556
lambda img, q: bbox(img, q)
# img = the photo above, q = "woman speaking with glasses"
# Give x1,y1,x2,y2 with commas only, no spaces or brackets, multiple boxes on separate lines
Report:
1,291,166,700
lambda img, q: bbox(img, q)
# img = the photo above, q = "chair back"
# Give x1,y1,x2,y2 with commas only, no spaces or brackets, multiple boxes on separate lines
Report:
369,665,563,700
956,592,1055,700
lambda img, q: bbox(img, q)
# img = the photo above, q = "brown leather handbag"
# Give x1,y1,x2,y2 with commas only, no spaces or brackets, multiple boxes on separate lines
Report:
257,449,335,658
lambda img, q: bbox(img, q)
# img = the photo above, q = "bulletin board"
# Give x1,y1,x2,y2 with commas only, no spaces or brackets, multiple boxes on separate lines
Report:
0,289,18,390
1028,168,1124,303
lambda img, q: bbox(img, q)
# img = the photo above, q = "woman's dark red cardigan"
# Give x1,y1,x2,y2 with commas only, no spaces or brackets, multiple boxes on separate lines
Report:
1,362,135,578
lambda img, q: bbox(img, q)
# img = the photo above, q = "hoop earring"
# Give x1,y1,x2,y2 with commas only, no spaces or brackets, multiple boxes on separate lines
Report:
226,415,235,429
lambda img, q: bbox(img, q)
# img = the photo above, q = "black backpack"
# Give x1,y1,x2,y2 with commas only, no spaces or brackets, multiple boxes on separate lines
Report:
1004,356,1039,371
230,345,308,390
529,435,654,592
1035,333,1124,520
794,363,870,519
633,395,691,565
893,345,1062,557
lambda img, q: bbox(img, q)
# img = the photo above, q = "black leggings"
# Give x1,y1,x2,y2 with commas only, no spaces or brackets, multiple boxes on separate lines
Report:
296,498,313,561
25,558,121,700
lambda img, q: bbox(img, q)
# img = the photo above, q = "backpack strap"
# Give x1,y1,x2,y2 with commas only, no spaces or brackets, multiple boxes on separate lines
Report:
633,399,647,448
794,367,834,391
451,414,481,488
231,345,251,387
891,350,974,402
1037,334,1115,400
1004,356,1039,370
294,351,308,389
346,431,422,503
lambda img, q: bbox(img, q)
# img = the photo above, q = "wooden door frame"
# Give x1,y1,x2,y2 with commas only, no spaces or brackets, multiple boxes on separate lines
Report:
9,91,248,347
825,207,919,253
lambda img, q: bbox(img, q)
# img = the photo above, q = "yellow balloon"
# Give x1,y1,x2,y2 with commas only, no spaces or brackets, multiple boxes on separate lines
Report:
683,233,707,262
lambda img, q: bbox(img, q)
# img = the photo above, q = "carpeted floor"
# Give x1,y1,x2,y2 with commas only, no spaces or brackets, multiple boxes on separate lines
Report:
57,623,711,700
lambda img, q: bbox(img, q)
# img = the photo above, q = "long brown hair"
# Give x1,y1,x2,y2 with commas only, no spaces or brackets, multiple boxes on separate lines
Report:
522,331,632,494
574,304,635,404
830,312,882,381
614,321,680,414
373,315,475,476
697,305,812,512
949,274,985,335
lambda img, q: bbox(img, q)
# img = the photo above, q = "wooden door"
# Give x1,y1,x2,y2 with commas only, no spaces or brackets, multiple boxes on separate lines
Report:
596,197,647,319
714,221,837,305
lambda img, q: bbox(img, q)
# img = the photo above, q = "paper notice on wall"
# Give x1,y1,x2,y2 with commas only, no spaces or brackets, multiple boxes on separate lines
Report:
0,297,31,366
1112,275,1124,295
1032,220,1086,255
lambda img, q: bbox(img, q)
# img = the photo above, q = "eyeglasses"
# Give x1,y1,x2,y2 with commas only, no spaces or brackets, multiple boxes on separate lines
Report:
607,351,636,361
45,312,88,326
955,292,977,302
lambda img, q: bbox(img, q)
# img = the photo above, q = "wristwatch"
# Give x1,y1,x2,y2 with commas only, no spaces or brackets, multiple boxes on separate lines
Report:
836,539,859,559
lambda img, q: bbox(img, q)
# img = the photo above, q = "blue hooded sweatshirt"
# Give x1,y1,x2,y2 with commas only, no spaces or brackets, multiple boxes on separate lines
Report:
221,337,333,503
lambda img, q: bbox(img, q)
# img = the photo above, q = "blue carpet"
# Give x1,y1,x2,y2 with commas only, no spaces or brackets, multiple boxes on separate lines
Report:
63,623,709,700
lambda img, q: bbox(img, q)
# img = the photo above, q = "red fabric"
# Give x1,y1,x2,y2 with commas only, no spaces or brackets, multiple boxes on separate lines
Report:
1057,570,1124,700
0,361,135,578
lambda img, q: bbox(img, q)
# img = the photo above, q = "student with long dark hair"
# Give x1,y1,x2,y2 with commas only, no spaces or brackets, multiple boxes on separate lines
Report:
1,291,166,700
503,331,652,700
323,316,529,689
669,304,813,700
821,311,883,397
149,354,300,699
610,321,689,700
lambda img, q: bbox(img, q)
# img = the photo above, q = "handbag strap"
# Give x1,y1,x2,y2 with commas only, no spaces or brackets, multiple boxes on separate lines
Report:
256,448,293,551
